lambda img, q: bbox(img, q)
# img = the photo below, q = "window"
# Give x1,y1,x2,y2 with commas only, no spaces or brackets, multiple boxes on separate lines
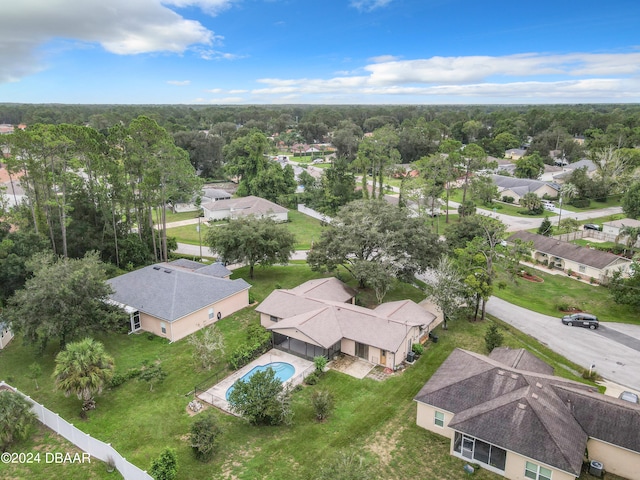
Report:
525,461,552,480
578,265,586,273
208,308,214,319
132,311,141,330
161,323,166,334
434,411,445,427
270,315,278,322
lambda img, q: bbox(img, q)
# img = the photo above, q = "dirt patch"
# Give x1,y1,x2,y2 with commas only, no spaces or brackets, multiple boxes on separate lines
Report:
519,272,544,283
366,425,406,467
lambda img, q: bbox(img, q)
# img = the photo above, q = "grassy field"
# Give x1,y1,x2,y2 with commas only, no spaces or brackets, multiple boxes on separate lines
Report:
493,267,639,324
153,207,201,224
0,262,608,480
166,210,326,251
558,195,622,212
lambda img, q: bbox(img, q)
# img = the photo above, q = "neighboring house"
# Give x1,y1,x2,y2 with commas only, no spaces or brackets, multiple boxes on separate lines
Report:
107,259,250,342
504,148,527,160
602,218,640,238
257,278,436,368
172,187,232,213
201,195,289,222
492,175,560,203
0,321,13,349
552,159,597,183
509,231,632,282
415,347,640,480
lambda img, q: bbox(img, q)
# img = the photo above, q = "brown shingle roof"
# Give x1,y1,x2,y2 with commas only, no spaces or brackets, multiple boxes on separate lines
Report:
509,230,630,270
201,195,288,215
414,349,599,476
289,277,356,303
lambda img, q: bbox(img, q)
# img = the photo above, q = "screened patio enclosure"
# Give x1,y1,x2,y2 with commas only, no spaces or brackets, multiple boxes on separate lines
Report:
272,333,341,361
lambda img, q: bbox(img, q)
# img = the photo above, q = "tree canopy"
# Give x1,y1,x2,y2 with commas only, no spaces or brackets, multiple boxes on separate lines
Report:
227,367,292,425
205,216,295,279
307,199,444,288
5,251,126,350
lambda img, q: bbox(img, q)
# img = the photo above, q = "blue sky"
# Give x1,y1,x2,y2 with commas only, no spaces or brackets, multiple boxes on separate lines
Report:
1,0,639,104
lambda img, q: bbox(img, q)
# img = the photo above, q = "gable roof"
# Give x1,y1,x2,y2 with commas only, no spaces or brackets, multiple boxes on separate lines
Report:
491,174,559,194
414,348,597,476
257,278,436,352
168,259,232,278
202,188,232,200
107,264,250,322
202,195,288,216
489,347,554,375
509,231,631,270
289,277,356,303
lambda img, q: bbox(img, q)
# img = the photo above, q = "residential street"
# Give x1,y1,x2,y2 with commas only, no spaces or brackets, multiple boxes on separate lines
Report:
485,296,640,391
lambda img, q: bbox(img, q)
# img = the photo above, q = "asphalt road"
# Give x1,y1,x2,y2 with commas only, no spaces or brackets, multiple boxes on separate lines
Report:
485,296,640,391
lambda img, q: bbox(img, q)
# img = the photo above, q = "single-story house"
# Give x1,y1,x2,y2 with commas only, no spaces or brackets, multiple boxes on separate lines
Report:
492,175,560,203
107,259,250,342
415,347,640,480
256,278,436,368
504,148,527,160
509,231,632,282
552,159,597,183
0,321,13,349
202,195,289,222
602,218,640,238
172,187,232,213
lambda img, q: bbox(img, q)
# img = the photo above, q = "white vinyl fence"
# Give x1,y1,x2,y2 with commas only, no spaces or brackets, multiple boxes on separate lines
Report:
297,204,333,224
0,381,152,480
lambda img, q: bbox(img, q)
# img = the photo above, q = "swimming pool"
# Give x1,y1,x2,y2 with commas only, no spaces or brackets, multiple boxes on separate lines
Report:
225,362,295,400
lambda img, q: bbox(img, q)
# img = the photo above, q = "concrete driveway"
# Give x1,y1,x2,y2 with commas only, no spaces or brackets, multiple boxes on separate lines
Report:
485,296,640,391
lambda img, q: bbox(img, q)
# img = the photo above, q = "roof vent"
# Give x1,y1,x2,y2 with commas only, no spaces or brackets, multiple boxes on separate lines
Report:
153,266,161,270
511,374,519,379
536,382,543,388
163,269,172,273
517,403,527,410
532,393,539,399
497,370,505,376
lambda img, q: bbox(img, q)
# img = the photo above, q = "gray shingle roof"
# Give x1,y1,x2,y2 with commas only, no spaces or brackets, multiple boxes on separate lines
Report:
414,349,599,476
201,195,288,215
489,347,554,375
289,277,356,303
509,231,631,270
107,264,250,322
168,259,232,278
492,174,559,193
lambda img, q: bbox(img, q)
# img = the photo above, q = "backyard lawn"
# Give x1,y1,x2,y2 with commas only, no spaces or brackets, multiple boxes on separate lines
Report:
0,262,603,480
166,210,326,251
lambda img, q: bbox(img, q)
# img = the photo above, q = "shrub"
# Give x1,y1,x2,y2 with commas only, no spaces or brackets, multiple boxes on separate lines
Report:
149,447,178,480
190,411,222,462
570,198,590,208
0,390,37,452
109,373,127,388
311,389,335,421
501,196,515,203
305,372,319,385
228,325,271,370
484,324,504,353
411,343,424,355
316,450,372,480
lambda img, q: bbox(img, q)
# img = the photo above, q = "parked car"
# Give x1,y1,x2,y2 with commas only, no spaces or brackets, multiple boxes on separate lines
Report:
619,391,640,404
583,223,602,231
561,313,599,329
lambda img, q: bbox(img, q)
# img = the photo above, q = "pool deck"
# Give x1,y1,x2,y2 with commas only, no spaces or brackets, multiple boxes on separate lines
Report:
197,349,314,414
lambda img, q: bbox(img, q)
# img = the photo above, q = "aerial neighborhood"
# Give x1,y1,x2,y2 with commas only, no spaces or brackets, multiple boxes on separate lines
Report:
2,103,640,480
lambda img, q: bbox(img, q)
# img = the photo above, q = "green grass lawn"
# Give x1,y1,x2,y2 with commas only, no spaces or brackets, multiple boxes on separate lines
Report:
0,261,609,479
153,207,201,224
494,267,639,324
447,190,547,217
166,210,326,251
558,195,622,213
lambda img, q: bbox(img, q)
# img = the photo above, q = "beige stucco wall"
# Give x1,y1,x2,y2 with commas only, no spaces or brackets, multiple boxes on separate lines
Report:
535,185,559,198
587,437,640,479
141,289,249,342
503,450,575,480
260,312,278,328
341,338,355,356
415,402,454,439
0,328,13,349
268,327,322,347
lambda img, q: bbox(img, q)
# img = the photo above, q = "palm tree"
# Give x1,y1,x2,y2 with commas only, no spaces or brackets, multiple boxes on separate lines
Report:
53,338,114,411
558,182,579,226
616,225,640,256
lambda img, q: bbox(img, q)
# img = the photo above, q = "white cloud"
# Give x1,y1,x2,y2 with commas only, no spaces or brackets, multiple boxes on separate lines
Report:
228,89,248,93
0,0,217,83
206,88,223,93
350,0,393,12
251,52,640,102
206,96,246,103
167,80,191,85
